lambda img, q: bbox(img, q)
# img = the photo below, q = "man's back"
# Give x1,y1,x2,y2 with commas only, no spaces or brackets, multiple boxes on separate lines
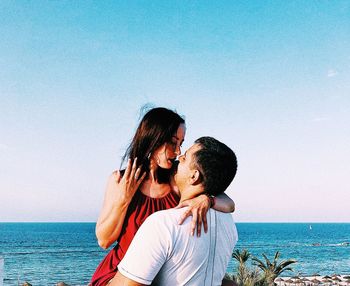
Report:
118,207,238,286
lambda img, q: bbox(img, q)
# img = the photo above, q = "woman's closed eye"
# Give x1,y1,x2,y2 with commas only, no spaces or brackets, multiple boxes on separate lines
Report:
169,139,183,152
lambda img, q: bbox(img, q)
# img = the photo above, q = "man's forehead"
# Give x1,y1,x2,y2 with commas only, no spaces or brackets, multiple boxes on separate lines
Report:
185,143,201,156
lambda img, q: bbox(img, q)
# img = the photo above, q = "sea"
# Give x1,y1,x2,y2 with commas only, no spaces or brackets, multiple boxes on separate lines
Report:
0,223,349,285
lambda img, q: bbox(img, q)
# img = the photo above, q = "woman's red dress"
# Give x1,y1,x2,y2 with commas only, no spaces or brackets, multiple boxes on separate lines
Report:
91,189,180,286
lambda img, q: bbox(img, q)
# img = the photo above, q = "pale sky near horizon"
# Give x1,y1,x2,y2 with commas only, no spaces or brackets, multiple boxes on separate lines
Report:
1,1,349,222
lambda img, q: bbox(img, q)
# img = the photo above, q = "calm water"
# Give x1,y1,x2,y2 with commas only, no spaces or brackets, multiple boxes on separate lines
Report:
0,223,349,285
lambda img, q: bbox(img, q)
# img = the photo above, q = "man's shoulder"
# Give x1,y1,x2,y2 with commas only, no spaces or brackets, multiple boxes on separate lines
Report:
149,208,234,224
144,208,185,227
148,207,184,220
215,209,235,222
214,210,238,244
144,208,236,237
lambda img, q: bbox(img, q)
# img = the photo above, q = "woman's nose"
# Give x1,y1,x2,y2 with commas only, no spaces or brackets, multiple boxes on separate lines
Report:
174,145,181,156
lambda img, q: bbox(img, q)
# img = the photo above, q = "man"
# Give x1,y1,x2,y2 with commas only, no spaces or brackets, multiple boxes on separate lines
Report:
110,137,238,286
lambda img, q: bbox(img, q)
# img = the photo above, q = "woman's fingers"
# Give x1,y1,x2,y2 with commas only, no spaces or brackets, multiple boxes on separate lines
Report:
190,212,198,236
136,172,146,188
129,157,138,179
177,202,207,236
134,166,141,180
175,201,185,209
113,170,121,183
178,207,191,225
196,212,202,237
124,159,132,179
124,158,140,182
175,199,190,209
203,213,208,233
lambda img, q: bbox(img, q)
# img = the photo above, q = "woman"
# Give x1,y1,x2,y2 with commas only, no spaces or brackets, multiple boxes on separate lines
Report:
91,107,235,286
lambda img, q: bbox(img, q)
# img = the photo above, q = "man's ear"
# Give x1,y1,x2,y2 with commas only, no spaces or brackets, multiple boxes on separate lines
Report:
189,169,201,185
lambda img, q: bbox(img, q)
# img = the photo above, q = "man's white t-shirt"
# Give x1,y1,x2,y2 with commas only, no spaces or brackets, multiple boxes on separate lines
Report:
118,207,238,286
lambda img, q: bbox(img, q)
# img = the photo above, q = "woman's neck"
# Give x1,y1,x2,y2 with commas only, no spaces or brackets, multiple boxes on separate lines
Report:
149,168,157,182
140,178,172,198
139,162,172,198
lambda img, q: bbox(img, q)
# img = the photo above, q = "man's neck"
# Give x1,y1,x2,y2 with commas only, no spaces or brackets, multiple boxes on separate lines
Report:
179,185,204,203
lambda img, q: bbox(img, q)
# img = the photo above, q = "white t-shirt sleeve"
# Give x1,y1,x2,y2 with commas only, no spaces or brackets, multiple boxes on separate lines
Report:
118,211,171,285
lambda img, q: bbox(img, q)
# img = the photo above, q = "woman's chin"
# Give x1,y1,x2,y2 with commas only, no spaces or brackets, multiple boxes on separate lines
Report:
159,161,173,169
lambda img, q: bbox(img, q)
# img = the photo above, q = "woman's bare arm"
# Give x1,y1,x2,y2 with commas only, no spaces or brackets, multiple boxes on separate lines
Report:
212,192,235,213
96,159,145,249
95,172,130,249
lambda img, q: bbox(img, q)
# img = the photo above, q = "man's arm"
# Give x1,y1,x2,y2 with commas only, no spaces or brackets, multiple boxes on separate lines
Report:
110,272,145,286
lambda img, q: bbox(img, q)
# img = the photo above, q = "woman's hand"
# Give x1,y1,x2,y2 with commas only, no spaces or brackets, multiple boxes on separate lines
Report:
112,158,146,205
176,194,211,237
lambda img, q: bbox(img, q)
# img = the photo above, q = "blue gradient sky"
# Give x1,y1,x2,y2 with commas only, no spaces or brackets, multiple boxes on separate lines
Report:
1,1,349,222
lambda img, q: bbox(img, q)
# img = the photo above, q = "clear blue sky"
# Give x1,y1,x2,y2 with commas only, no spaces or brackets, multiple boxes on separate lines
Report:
1,1,349,222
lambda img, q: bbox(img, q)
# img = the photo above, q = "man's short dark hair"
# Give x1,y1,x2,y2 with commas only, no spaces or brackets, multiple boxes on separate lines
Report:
192,137,237,196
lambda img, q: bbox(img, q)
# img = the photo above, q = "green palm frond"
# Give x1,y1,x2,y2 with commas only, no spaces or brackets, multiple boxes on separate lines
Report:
262,253,273,269
232,249,251,265
252,251,297,284
252,256,267,272
231,250,297,286
274,251,280,261
275,260,297,275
